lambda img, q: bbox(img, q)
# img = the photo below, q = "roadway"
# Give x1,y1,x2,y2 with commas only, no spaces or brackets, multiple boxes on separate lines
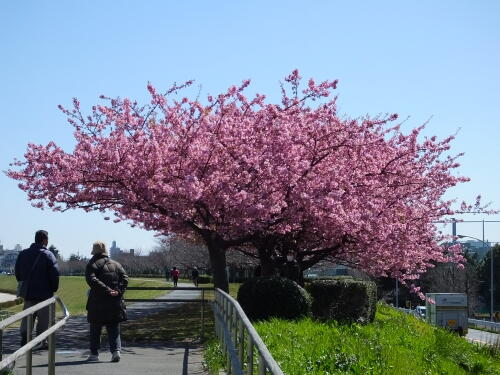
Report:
466,328,500,346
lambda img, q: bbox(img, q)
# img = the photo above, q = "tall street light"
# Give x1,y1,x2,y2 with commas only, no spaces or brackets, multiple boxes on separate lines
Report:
457,234,495,321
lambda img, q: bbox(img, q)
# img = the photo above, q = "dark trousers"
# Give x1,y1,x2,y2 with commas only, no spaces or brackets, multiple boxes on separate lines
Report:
90,322,121,355
20,299,49,346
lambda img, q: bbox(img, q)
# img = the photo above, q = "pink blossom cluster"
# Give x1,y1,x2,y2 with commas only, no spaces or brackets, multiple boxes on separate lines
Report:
7,71,475,292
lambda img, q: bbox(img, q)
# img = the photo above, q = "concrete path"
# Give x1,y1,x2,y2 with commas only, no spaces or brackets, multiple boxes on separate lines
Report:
2,283,209,375
0,292,17,303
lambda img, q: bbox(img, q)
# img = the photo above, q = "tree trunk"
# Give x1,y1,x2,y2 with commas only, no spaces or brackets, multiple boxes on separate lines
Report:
203,235,229,292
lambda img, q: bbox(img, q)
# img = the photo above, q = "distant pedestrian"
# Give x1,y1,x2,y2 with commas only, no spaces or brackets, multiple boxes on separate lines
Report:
170,266,180,287
15,230,59,350
281,252,302,285
191,267,199,287
85,241,128,363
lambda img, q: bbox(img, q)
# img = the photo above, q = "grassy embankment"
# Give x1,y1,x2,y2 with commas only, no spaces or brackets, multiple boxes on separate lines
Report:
0,274,169,318
204,301,500,375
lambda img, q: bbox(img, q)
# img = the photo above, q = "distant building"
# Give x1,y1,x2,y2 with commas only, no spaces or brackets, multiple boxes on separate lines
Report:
304,263,350,278
109,241,123,258
0,249,21,273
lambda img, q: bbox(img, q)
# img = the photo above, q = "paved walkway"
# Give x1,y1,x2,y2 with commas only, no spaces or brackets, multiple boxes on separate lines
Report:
0,292,17,303
2,283,208,375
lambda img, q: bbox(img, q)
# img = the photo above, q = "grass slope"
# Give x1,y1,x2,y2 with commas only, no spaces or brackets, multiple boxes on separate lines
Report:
257,304,500,375
205,303,500,375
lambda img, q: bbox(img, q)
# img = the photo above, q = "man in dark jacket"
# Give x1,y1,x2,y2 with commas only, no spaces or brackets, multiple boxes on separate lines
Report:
85,241,128,362
15,230,59,348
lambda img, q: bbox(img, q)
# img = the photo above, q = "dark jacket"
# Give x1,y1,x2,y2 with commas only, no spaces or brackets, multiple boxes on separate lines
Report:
15,243,59,300
85,254,128,324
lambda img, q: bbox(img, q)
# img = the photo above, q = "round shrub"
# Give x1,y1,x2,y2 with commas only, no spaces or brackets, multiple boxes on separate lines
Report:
197,274,213,284
306,279,377,324
237,277,311,321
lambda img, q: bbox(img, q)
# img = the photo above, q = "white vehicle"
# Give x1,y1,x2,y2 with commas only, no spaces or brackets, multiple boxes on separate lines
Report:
425,293,468,336
415,305,426,319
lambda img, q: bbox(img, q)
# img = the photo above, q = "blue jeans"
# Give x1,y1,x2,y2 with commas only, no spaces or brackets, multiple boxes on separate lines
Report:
89,322,121,355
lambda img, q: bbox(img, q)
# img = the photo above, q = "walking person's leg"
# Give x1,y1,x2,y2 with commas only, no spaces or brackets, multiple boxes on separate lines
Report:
32,304,50,349
88,323,102,361
106,323,122,362
19,300,37,346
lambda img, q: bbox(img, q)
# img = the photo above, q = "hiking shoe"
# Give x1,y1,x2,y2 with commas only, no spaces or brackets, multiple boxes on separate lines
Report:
87,354,99,362
111,351,121,362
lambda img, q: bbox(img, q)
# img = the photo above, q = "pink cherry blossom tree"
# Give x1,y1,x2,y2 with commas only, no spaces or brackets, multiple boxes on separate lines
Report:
7,71,475,294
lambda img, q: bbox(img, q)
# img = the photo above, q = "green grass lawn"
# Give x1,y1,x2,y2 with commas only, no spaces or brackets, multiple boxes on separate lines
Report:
0,275,169,318
205,303,500,375
0,274,18,294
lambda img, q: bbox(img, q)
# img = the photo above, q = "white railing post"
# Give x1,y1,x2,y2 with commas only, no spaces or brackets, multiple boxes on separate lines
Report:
26,313,33,375
247,336,254,375
238,319,244,367
201,289,205,340
48,301,56,375
258,353,265,375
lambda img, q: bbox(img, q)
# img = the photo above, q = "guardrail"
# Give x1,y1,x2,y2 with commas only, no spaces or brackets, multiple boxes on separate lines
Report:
213,288,284,375
0,296,70,375
125,286,212,339
468,319,500,333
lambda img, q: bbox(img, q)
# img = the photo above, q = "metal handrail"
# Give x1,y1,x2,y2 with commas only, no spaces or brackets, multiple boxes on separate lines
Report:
0,295,70,375
213,288,284,375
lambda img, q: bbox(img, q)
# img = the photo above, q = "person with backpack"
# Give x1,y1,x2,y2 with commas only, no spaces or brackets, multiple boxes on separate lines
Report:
85,241,128,362
15,230,59,349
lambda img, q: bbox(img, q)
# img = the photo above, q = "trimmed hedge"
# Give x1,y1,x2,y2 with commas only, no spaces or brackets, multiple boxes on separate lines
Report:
197,275,213,284
306,278,377,324
237,277,311,321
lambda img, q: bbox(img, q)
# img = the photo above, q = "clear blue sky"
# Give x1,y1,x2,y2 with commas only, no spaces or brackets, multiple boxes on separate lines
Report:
1,0,499,258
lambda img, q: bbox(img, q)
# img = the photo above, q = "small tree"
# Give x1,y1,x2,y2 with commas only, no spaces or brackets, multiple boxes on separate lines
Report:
48,244,60,259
